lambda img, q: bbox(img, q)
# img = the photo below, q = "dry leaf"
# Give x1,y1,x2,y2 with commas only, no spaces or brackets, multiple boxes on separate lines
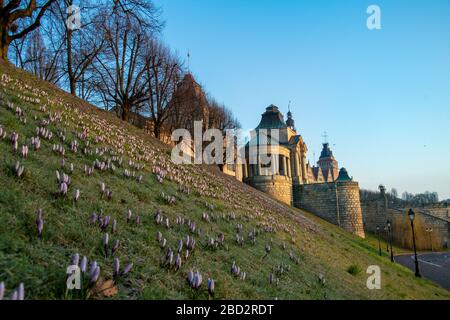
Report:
93,279,118,297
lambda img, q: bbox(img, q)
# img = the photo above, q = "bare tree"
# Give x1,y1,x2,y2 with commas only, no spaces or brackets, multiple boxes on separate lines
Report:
93,3,157,121
22,28,59,82
144,38,181,138
0,0,56,61
208,98,241,132
47,0,106,95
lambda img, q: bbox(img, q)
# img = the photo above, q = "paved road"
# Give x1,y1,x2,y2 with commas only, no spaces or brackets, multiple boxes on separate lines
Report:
395,252,450,291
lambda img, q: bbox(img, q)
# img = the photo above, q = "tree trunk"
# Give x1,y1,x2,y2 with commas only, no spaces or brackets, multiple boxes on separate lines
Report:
0,26,9,62
67,26,76,95
69,77,76,96
154,123,161,139
122,107,130,122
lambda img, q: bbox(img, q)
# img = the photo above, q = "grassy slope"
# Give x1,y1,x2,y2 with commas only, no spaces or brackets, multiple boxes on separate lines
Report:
0,62,448,300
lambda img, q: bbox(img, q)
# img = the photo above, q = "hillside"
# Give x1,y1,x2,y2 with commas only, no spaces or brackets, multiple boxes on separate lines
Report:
0,61,448,300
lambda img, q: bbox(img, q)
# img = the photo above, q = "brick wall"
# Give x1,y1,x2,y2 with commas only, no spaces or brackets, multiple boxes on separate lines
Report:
294,181,365,238
245,175,292,206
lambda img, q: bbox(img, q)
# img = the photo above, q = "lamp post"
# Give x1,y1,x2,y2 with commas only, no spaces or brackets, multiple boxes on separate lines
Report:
376,225,382,256
408,209,421,278
384,226,389,252
387,220,394,262
426,227,433,252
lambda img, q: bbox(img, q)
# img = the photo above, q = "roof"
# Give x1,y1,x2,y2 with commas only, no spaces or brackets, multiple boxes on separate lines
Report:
320,143,334,159
337,168,353,181
256,105,287,130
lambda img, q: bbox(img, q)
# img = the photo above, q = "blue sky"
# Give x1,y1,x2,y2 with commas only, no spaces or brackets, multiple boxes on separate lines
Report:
154,0,450,199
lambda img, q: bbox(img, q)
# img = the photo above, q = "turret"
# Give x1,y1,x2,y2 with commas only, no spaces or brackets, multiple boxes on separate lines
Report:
286,110,295,131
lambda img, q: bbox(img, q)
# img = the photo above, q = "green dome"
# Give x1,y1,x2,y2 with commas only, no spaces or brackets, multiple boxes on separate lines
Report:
337,168,352,181
255,105,287,130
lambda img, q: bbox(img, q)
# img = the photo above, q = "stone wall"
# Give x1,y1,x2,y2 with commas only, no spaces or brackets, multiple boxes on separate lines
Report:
361,199,449,249
294,181,365,238
244,175,292,206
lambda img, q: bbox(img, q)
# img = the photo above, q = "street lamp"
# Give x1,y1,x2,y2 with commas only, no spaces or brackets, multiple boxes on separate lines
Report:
376,225,382,256
384,226,389,252
387,220,394,262
408,209,421,278
426,227,433,252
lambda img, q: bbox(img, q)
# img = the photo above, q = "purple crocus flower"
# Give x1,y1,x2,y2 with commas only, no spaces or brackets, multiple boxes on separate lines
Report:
90,212,98,224
193,271,202,289
18,283,24,300
187,271,194,286
71,253,80,266
10,290,18,300
101,216,110,231
21,145,28,158
113,258,120,278
121,263,133,276
103,233,109,256
111,239,120,255
269,273,274,285
207,279,215,296
175,254,182,271
166,249,174,266
126,209,132,223
112,219,117,233
0,282,5,300
80,256,87,273
74,189,80,202
60,182,68,196
35,209,44,238
89,266,100,284
156,231,162,242
15,161,24,177
89,261,98,276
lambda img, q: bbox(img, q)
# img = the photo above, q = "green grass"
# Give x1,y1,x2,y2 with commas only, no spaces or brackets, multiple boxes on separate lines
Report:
0,61,449,300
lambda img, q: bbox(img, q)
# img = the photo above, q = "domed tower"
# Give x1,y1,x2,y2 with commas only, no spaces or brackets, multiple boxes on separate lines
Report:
243,104,293,206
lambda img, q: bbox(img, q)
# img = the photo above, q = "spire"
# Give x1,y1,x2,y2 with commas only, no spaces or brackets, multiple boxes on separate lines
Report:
286,101,295,130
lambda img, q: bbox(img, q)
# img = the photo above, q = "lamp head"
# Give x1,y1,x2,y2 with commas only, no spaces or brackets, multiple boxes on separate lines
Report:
408,209,415,222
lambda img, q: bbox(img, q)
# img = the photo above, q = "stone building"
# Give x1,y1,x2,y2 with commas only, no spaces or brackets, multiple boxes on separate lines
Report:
241,105,365,237
166,73,210,136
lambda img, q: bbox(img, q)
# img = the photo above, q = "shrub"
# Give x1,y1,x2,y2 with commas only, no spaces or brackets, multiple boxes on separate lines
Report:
347,265,361,276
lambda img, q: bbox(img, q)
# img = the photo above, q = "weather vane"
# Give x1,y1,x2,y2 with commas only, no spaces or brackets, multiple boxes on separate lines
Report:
322,131,329,144
187,50,191,73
